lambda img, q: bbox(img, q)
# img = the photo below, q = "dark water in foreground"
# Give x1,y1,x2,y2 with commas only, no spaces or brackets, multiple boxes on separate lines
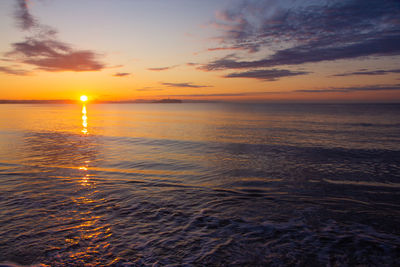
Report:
0,103,399,266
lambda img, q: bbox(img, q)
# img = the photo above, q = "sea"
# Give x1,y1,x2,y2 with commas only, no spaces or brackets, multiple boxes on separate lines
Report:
0,103,399,266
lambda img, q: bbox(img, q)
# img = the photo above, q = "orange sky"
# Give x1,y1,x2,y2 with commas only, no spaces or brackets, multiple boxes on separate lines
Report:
1,0,400,102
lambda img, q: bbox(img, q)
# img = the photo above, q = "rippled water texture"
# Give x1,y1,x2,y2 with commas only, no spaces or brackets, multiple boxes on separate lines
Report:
0,103,399,266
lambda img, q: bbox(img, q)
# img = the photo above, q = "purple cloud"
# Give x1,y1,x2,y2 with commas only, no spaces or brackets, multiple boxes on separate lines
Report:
333,69,400,77
159,83,400,97
158,92,276,97
15,0,36,30
295,84,400,93
113,72,131,77
224,69,309,81
7,39,104,72
201,36,400,71
6,0,105,72
148,65,177,71
203,0,400,72
0,66,30,75
161,82,212,88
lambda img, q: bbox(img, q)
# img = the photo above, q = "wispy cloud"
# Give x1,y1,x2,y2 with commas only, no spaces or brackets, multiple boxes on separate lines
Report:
15,0,36,30
0,66,30,75
113,72,130,77
295,84,400,93
158,83,400,97
333,69,400,77
161,82,212,88
136,87,164,92
224,69,309,81
203,0,400,71
158,92,277,97
6,0,105,72
207,46,245,52
201,36,400,71
147,65,177,71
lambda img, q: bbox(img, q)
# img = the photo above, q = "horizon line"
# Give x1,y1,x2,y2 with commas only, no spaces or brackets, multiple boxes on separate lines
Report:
0,99,399,104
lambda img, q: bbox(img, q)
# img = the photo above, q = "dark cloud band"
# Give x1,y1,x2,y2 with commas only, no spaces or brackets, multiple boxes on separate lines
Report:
148,66,177,71
224,69,309,81
333,69,400,77
113,72,130,77
0,66,30,75
161,82,211,88
296,84,400,93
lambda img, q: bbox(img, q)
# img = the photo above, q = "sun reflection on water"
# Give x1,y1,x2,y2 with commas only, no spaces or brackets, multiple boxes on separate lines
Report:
71,150,113,263
80,162,91,187
82,104,88,135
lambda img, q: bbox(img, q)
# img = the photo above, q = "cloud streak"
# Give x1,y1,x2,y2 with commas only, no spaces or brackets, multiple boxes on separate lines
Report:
113,72,130,77
333,69,400,77
148,65,177,71
15,0,36,30
158,92,277,97
161,82,212,88
207,46,245,52
224,69,309,81
295,84,400,93
0,66,30,75
202,35,400,71
136,87,163,92
161,83,400,97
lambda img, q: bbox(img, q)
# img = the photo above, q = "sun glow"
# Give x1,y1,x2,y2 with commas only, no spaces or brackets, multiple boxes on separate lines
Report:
80,95,88,102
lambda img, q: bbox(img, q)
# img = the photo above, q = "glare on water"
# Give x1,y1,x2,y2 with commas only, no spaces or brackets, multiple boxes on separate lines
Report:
82,104,88,135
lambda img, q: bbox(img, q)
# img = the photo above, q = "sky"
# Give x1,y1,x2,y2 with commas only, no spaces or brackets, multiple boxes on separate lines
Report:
0,0,400,102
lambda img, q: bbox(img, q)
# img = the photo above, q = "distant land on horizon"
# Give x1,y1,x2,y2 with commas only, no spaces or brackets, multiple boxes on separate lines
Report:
153,99,182,103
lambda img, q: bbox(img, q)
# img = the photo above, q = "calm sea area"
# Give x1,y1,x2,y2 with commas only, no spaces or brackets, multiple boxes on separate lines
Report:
0,103,399,266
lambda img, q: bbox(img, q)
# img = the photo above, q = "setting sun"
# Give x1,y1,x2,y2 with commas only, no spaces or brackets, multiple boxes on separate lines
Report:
80,95,88,102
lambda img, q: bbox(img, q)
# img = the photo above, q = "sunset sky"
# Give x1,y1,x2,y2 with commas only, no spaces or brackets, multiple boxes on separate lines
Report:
0,0,399,102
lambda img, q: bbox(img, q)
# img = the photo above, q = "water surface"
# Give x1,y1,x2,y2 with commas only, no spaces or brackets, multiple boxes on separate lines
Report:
0,103,399,266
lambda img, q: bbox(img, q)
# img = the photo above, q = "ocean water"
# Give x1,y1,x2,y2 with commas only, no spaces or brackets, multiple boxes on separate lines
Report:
0,103,399,266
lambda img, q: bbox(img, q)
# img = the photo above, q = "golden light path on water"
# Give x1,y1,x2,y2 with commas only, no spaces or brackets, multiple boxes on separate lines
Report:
80,101,89,189
70,103,114,264
82,104,88,135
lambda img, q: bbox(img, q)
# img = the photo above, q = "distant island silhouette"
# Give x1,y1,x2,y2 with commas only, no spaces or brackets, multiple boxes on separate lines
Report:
152,99,182,103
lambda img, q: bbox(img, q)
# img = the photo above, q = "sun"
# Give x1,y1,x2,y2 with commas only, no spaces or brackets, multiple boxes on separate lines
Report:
80,95,88,102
